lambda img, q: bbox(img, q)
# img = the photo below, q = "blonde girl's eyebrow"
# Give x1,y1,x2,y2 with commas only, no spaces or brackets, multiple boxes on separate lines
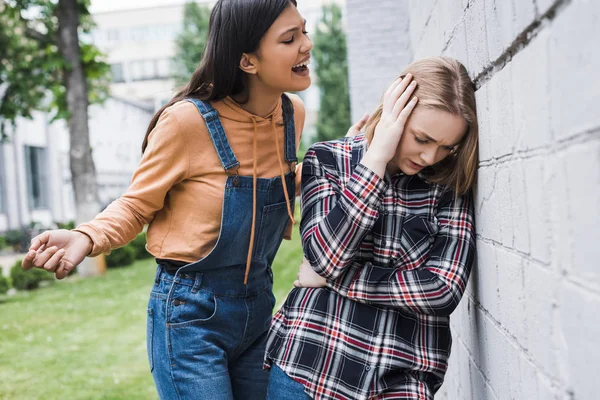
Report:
414,130,461,148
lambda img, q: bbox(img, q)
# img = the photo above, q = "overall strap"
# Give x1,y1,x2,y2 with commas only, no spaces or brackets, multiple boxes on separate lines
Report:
281,94,298,164
186,98,240,173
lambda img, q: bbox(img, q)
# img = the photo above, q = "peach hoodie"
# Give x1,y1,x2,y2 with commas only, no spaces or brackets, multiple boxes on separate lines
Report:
75,94,304,268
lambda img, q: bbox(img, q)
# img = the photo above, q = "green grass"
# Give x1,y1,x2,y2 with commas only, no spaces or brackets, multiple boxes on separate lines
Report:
0,226,303,399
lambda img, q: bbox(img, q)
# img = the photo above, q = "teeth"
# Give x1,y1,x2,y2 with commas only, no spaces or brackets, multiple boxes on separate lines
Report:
293,59,310,69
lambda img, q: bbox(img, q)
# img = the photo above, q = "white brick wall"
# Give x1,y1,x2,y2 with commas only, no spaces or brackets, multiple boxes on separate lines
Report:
345,0,600,398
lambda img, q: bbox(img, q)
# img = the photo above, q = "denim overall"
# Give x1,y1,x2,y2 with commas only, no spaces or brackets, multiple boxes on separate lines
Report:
147,95,297,400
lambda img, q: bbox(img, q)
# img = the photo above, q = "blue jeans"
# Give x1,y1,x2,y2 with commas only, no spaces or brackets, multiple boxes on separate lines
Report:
267,364,312,400
147,265,276,399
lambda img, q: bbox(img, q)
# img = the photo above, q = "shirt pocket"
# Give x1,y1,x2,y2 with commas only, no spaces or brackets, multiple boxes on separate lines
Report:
394,214,439,270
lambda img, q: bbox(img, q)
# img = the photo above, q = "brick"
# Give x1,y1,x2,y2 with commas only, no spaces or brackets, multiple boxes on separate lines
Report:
464,0,490,77
442,19,469,69
436,0,465,46
488,64,515,158
563,142,600,289
495,248,528,343
474,167,503,243
509,161,530,253
544,154,572,275
523,260,560,379
511,29,552,151
474,82,492,162
549,0,600,140
512,0,537,35
473,240,499,317
484,0,516,61
495,167,514,247
414,4,445,58
537,0,557,16
523,158,551,264
559,281,600,400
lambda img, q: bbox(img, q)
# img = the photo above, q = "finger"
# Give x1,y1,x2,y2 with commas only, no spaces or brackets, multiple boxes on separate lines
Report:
383,77,403,99
386,74,413,113
391,80,417,119
35,244,47,257
293,279,301,288
30,231,51,252
397,96,419,123
357,113,370,128
21,250,38,270
56,260,75,280
33,246,59,268
43,248,66,272
382,77,406,114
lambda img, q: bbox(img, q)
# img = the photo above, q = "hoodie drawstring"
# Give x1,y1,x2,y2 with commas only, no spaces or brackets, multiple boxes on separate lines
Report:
272,119,296,226
244,117,259,284
243,117,296,285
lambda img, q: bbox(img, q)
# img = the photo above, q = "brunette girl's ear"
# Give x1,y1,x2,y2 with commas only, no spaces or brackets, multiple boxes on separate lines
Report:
239,53,258,75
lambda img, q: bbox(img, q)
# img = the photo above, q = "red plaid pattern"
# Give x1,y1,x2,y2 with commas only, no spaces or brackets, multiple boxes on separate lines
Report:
266,135,476,399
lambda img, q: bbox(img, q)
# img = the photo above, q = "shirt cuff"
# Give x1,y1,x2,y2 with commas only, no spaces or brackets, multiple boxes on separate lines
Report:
73,224,111,257
346,163,387,204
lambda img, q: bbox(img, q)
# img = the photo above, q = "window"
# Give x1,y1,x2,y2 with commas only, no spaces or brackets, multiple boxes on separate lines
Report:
111,63,125,83
129,59,169,81
24,146,49,209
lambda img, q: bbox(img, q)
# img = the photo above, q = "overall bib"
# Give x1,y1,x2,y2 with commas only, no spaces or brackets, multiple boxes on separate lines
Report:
147,95,297,399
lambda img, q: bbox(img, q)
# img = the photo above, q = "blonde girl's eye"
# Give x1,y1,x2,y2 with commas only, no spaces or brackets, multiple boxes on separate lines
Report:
414,136,428,144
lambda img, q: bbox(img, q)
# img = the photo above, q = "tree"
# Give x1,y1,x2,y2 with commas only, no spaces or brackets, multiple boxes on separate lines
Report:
0,0,110,276
312,3,351,143
172,1,211,86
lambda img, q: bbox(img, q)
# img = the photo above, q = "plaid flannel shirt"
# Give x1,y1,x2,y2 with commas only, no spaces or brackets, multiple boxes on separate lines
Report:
265,135,476,399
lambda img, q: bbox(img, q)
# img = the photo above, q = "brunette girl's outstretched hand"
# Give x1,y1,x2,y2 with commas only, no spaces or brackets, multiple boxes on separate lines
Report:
361,74,418,177
293,256,326,288
21,230,93,279
345,113,370,137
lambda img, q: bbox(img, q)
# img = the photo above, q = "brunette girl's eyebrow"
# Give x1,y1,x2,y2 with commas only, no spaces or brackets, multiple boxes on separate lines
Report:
279,20,307,37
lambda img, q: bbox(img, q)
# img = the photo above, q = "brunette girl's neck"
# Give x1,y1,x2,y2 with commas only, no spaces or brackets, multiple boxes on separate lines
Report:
231,80,282,118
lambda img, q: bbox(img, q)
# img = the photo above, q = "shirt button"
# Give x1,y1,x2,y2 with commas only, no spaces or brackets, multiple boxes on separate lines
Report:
365,366,371,371
374,331,379,336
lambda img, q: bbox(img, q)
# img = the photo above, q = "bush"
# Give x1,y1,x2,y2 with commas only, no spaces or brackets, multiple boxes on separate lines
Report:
0,236,8,251
0,273,9,295
106,245,136,268
5,229,29,252
56,221,75,230
10,261,53,291
130,233,153,260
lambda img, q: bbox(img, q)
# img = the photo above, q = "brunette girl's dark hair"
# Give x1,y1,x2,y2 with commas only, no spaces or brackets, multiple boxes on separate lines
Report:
142,0,298,152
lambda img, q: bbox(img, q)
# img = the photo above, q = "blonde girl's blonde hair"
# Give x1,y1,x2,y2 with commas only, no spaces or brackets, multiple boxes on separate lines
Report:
364,56,479,196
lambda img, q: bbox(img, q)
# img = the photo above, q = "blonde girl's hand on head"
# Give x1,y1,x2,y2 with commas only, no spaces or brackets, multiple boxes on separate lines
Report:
21,230,93,279
361,74,418,177
293,256,326,288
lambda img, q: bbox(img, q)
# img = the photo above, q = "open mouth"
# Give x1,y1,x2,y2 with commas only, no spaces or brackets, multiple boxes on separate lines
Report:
292,58,310,75
409,160,425,169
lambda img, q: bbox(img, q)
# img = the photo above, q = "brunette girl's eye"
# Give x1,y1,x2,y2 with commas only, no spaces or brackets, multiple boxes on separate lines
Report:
283,36,294,44
303,30,309,36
